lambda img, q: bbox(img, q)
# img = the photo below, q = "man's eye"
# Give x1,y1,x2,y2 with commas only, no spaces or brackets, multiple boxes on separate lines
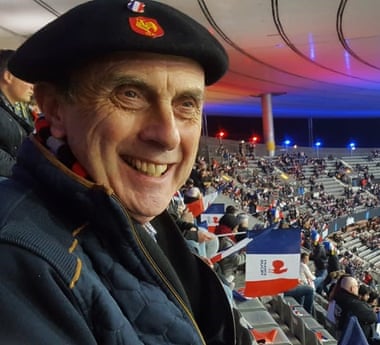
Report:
177,97,199,111
182,100,196,108
118,87,138,99
111,85,146,109
174,98,200,119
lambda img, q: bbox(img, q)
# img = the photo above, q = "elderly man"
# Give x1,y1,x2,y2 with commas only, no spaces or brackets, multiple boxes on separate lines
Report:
0,49,34,177
0,1,253,344
335,275,378,344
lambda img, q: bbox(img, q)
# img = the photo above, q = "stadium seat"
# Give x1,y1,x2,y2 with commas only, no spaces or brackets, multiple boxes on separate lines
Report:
251,325,292,345
241,309,278,328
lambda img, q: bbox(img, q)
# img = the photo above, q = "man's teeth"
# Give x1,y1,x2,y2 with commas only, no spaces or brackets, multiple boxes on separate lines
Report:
131,159,167,177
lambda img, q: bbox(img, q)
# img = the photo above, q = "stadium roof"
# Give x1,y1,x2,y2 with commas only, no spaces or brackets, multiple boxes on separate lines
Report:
2,0,380,119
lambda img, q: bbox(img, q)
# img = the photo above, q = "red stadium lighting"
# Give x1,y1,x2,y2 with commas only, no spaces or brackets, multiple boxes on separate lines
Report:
250,135,259,156
216,130,226,144
217,130,226,139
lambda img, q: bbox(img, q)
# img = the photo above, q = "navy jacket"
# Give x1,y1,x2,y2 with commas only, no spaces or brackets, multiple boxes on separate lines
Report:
0,137,252,344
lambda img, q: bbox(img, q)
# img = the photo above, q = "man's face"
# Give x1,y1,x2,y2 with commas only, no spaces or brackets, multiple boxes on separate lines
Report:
8,74,34,104
46,53,205,224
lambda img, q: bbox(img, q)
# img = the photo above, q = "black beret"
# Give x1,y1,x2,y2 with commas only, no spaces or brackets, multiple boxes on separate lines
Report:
9,0,228,86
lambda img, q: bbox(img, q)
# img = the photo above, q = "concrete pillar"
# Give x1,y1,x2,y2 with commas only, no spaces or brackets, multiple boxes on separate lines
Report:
261,93,276,157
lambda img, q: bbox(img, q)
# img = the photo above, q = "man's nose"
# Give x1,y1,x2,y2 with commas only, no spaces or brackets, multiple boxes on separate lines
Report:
139,105,180,150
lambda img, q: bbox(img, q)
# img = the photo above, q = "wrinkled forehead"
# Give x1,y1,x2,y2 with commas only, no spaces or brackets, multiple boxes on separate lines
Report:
66,52,206,97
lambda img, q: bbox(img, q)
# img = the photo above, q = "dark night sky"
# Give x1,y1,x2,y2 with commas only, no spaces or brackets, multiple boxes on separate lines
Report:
205,116,380,148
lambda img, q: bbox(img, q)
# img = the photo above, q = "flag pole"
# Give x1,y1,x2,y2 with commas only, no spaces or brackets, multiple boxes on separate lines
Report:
215,231,248,237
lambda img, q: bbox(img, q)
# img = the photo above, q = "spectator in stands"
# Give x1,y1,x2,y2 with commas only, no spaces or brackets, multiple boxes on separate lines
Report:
284,275,315,314
358,284,371,303
0,1,254,344
167,193,218,259
325,241,341,272
363,271,375,288
189,163,206,194
215,214,246,286
302,230,312,250
226,204,238,215
309,230,328,294
342,253,356,276
217,204,238,232
182,178,202,204
322,241,341,295
368,290,380,309
334,276,378,344
326,270,347,299
235,212,250,242
0,49,34,177
300,252,316,289
327,273,350,324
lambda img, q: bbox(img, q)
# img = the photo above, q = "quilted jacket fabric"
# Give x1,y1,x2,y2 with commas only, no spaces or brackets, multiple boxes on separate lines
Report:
0,137,251,345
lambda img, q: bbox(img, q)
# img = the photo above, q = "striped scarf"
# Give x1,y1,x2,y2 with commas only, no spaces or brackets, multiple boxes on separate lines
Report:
34,116,90,179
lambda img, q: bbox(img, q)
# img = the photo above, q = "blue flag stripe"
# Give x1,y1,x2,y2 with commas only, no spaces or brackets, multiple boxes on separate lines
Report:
247,226,301,254
203,203,225,214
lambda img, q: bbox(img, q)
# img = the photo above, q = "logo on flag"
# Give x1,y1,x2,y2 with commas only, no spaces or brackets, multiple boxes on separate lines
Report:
270,260,288,274
244,226,301,297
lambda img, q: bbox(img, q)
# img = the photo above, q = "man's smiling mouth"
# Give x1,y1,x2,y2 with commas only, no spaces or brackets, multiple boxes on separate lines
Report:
125,157,168,177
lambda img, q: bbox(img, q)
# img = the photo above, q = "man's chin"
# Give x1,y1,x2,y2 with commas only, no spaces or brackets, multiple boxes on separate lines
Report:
127,204,167,224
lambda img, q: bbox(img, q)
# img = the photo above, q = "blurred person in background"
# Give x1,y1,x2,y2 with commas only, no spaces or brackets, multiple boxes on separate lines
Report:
0,49,34,177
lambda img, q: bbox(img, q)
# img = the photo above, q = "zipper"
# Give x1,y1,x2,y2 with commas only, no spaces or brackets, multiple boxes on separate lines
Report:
204,255,238,345
111,194,207,345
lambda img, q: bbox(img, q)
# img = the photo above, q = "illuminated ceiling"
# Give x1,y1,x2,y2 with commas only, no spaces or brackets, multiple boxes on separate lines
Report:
1,0,380,118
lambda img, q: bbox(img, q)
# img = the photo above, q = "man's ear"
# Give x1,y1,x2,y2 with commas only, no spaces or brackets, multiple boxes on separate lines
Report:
2,70,13,84
33,83,66,139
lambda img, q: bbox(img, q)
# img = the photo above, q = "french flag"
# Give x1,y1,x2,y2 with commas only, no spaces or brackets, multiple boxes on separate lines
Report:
199,201,224,232
127,0,145,13
244,226,301,297
186,197,204,218
186,191,219,219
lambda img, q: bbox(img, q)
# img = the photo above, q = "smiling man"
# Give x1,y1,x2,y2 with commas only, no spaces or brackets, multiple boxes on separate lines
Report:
0,0,253,344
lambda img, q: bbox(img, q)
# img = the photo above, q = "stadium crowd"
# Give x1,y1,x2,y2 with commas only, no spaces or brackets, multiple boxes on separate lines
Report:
186,141,380,290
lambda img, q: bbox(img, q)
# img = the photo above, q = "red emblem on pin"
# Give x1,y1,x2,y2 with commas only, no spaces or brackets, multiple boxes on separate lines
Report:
129,17,164,38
